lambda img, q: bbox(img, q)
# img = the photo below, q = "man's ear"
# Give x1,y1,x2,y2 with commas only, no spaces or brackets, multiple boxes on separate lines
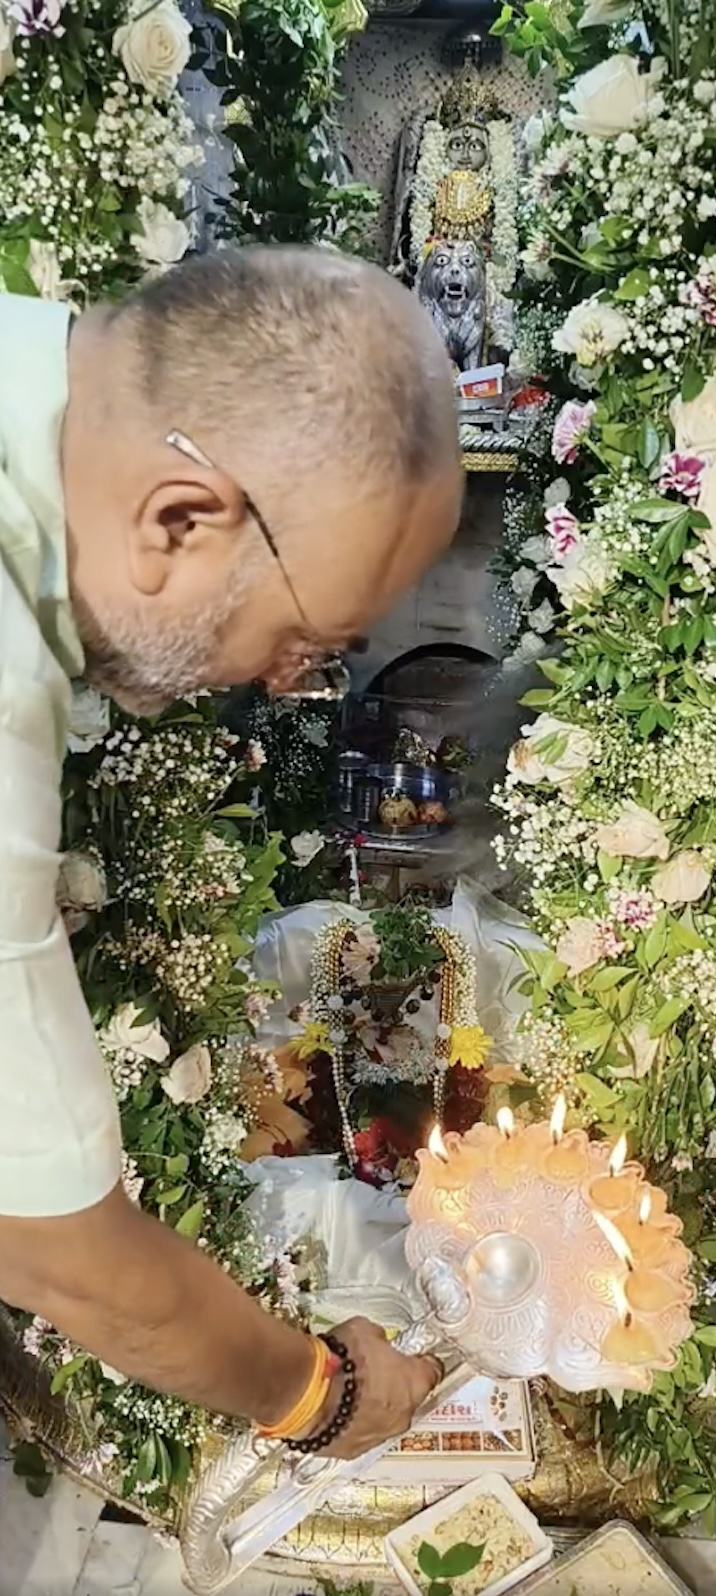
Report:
128,469,248,597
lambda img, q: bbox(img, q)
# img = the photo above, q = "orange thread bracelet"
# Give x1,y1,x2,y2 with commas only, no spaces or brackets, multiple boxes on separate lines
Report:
257,1337,333,1441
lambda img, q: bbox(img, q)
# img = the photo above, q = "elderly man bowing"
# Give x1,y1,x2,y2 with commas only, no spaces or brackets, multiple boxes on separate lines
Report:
0,246,461,1458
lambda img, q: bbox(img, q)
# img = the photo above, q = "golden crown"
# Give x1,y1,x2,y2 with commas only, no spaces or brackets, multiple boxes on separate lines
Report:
440,65,498,129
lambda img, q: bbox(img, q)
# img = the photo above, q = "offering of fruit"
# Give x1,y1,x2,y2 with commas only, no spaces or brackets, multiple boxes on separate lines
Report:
417,799,449,827
378,793,418,829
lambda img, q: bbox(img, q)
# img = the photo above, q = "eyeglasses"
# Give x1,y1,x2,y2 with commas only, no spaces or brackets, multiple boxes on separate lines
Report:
165,428,350,702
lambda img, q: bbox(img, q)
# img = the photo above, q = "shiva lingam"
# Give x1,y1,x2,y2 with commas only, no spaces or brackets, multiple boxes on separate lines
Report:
179,1102,692,1595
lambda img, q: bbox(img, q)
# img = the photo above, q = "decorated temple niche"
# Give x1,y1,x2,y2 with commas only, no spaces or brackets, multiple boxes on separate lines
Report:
336,20,548,725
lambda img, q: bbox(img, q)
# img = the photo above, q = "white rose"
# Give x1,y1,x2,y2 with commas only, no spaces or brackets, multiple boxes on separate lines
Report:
553,298,629,366
0,7,16,83
652,850,711,905
67,684,110,754
544,478,571,510
57,851,107,913
161,1043,212,1105
547,536,612,610
522,109,554,153
113,0,191,96
555,916,605,976
593,802,670,861
131,197,190,270
529,599,556,635
503,632,547,673
508,714,595,786
290,829,325,869
521,535,551,568
578,0,631,26
511,565,538,604
101,1002,170,1063
561,54,667,138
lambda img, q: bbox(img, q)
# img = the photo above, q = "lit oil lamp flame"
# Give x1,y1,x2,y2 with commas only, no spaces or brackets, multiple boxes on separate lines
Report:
612,1274,631,1325
549,1093,567,1144
428,1124,448,1163
639,1192,652,1225
496,1106,515,1139
594,1210,634,1272
608,1133,628,1177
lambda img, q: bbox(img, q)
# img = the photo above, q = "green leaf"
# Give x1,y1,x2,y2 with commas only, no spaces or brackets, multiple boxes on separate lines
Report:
175,1199,205,1239
638,706,658,738
632,500,683,525
650,997,689,1036
50,1356,87,1395
597,850,622,884
615,268,652,301
166,1153,190,1176
217,803,256,818
643,917,668,969
520,689,556,709
158,1183,187,1206
439,1544,485,1579
418,1543,443,1580
589,967,628,992
637,418,660,471
682,358,706,403
694,1324,716,1346
137,1435,158,1483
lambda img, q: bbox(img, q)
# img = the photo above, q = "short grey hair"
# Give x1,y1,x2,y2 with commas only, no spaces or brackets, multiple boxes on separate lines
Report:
116,246,458,496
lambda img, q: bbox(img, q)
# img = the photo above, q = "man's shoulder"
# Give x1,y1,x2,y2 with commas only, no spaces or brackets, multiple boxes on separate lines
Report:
0,556,70,764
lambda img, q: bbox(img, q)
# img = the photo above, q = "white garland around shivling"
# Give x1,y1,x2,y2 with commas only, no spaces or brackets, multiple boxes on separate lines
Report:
408,110,519,351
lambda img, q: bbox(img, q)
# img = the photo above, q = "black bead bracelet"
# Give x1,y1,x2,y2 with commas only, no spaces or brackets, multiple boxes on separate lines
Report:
285,1335,357,1454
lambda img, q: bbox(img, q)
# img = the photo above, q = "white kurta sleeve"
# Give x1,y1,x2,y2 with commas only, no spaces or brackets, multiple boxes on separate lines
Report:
0,566,122,1217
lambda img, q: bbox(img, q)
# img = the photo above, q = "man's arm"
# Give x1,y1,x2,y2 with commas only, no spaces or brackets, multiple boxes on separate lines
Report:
0,1187,440,1454
0,1186,315,1427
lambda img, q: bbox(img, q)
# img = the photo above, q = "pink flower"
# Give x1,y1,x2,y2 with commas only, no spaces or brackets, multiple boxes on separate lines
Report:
658,451,706,500
245,739,267,772
683,275,716,327
598,922,625,960
552,399,596,464
609,888,658,932
8,0,64,34
546,504,580,560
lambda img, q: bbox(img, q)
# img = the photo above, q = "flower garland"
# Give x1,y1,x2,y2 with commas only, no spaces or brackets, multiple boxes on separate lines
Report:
0,0,201,298
308,915,490,1164
491,0,716,1527
409,114,519,324
486,118,519,295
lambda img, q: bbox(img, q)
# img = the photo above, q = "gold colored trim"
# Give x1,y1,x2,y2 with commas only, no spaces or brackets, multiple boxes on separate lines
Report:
461,452,520,474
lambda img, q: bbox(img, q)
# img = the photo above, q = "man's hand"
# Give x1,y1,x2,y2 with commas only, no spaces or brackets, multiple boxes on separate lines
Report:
316,1316,441,1460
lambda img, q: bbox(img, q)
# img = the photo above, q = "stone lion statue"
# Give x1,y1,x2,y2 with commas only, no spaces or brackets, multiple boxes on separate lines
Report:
417,240,487,372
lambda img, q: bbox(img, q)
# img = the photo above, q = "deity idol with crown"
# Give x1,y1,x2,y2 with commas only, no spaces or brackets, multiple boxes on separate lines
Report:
390,66,519,371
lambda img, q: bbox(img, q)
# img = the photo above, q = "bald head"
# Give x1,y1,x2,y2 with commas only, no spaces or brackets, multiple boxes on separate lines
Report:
63,247,462,713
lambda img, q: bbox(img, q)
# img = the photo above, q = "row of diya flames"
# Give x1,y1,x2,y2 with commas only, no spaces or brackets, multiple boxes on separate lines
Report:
406,1097,694,1385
